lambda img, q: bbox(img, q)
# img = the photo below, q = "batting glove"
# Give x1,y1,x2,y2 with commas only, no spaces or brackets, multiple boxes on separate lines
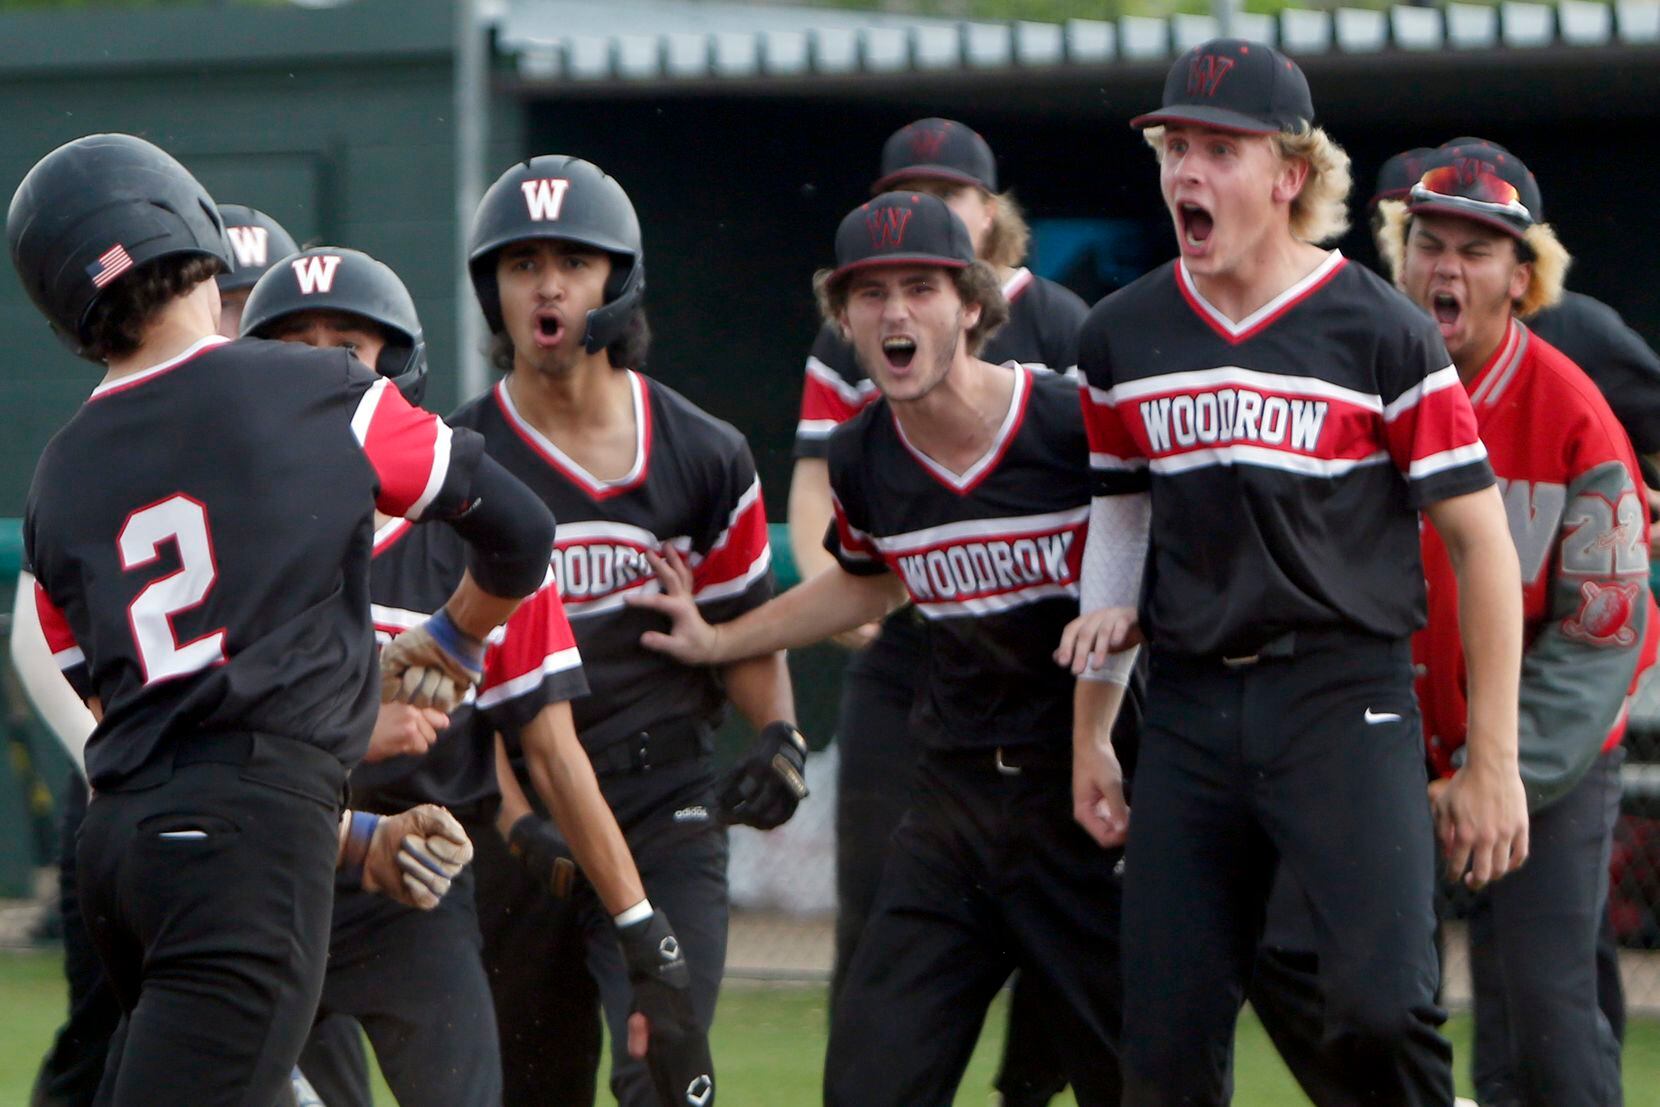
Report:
716,722,808,830
380,606,484,713
617,908,715,1107
343,805,474,910
507,813,580,899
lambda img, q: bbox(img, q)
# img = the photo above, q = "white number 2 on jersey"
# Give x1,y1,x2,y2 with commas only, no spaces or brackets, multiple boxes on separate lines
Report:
118,495,227,684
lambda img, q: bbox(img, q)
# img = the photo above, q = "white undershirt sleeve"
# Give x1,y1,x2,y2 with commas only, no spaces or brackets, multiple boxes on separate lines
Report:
1078,492,1150,685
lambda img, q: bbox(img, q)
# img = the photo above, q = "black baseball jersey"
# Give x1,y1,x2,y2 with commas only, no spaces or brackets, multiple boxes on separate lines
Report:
1530,290,1660,457
1079,252,1495,657
345,516,588,813
825,367,1087,751
25,335,484,789
795,267,1087,458
448,371,774,755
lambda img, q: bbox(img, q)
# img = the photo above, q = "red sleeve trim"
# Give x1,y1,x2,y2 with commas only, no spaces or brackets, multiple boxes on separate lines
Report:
34,581,83,670
692,478,772,601
1081,382,1149,472
1381,368,1488,481
352,379,453,519
479,573,583,708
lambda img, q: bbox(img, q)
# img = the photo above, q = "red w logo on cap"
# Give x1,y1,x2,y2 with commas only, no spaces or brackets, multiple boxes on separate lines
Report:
1186,54,1236,98
907,123,950,163
866,207,913,250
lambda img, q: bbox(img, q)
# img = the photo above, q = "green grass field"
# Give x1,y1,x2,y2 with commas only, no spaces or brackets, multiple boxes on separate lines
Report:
4,949,1658,1105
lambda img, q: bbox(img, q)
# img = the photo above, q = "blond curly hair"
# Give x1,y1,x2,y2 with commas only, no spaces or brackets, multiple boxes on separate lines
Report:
1143,123,1353,246
1374,199,1570,319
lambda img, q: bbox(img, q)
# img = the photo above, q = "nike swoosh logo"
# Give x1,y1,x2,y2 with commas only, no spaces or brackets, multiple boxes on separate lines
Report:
1364,708,1402,725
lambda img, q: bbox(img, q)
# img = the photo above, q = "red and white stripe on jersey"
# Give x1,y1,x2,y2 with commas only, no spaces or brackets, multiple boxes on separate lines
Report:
33,580,84,672
690,476,773,603
796,356,877,444
351,378,455,520
837,504,1087,618
549,519,665,617
1382,365,1489,482
1084,364,1485,484
494,374,651,500
1469,318,1528,409
477,576,582,713
370,571,582,714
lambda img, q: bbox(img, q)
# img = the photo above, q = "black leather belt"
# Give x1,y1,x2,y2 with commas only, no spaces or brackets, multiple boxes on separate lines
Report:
588,718,710,778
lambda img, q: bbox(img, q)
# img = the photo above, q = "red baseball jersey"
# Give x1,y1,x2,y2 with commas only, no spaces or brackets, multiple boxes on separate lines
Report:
1416,319,1656,808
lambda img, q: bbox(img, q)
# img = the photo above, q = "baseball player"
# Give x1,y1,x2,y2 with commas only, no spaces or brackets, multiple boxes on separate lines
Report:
636,191,1129,1107
785,118,1089,1106
1063,42,1529,1105
8,132,555,1106
1382,139,1645,1106
1252,142,1660,1106
239,244,702,1107
461,153,796,1107
19,207,373,1107
1371,149,1660,490
215,203,300,337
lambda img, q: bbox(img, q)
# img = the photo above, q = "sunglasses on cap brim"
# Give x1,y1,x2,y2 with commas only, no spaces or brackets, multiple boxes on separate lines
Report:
1409,165,1534,228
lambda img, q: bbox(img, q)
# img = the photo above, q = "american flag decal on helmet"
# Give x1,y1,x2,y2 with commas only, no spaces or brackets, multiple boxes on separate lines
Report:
87,244,134,288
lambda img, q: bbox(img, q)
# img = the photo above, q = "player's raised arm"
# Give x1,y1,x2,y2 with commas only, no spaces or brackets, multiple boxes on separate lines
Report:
354,372,557,707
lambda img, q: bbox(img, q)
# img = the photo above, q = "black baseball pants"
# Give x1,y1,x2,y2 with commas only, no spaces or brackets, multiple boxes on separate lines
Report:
475,756,728,1107
1465,747,1624,1107
32,772,121,1107
1122,634,1452,1107
303,863,500,1107
824,746,1124,1107
78,735,344,1107
833,618,1075,1106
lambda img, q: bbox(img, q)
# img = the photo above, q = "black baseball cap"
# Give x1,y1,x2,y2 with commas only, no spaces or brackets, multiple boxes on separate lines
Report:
872,118,997,194
1369,148,1435,210
1132,38,1314,135
829,191,975,285
1407,139,1542,240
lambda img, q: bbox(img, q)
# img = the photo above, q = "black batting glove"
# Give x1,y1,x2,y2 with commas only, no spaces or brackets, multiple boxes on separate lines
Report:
716,721,808,830
506,814,580,899
617,908,715,1107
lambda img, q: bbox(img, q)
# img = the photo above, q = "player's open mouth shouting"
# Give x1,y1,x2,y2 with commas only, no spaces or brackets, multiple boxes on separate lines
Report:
1429,287,1462,340
1177,200,1215,253
533,309,566,349
881,333,918,370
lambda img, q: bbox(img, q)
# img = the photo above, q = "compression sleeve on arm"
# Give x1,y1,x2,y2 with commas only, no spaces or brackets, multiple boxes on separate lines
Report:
1078,492,1150,685
447,454,558,600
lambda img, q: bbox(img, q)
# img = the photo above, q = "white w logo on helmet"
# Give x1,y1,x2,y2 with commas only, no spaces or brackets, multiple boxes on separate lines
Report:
291,255,343,295
226,226,270,269
521,178,572,222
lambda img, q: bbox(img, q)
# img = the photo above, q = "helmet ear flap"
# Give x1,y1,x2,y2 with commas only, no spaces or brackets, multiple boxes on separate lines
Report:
582,256,645,358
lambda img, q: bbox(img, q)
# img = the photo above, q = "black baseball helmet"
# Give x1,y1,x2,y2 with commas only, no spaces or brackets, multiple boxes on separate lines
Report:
216,204,300,292
8,133,231,360
240,246,428,404
467,154,643,364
